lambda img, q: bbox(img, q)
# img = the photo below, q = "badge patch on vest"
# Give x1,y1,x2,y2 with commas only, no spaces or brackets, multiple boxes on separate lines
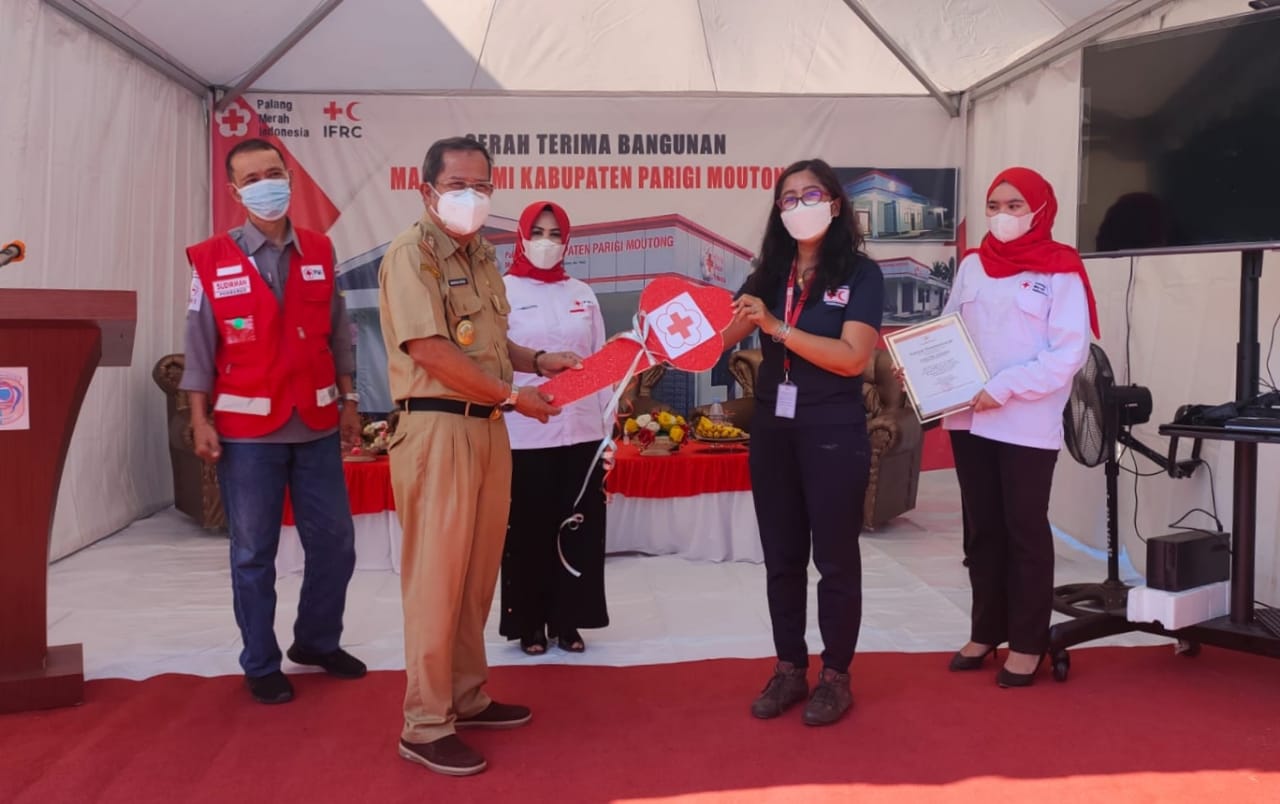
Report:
188,274,203,312
221,316,256,345
301,264,326,282
824,286,851,306
213,276,252,299
215,264,243,277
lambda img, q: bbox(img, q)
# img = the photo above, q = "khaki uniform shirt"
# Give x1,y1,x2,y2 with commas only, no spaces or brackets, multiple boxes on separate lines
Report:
378,216,513,403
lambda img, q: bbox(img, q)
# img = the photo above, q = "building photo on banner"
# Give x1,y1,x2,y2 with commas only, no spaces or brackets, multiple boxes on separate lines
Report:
209,94,965,414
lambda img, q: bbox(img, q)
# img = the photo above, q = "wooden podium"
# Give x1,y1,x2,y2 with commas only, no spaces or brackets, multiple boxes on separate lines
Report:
0,289,136,713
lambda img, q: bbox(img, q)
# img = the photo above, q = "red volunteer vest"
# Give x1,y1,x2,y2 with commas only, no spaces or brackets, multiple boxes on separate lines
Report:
187,228,340,438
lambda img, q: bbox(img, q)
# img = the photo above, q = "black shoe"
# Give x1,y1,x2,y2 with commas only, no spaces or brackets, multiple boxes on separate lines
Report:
552,627,585,653
802,667,854,726
456,701,532,729
398,735,486,776
750,661,809,720
519,629,548,655
949,645,997,671
997,656,1045,688
245,671,294,704
286,645,367,679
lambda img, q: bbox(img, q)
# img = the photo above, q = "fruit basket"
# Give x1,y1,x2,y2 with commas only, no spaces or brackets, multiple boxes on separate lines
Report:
690,415,749,448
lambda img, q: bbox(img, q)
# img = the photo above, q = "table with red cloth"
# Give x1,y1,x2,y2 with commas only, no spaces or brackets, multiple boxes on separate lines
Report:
605,441,762,563
276,456,402,575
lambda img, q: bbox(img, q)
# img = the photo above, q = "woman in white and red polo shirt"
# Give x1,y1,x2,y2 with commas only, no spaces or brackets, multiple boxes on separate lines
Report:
499,201,612,655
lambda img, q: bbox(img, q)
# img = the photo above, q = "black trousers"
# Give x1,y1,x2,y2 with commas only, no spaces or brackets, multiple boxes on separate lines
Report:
748,416,870,673
499,441,609,638
949,430,1059,655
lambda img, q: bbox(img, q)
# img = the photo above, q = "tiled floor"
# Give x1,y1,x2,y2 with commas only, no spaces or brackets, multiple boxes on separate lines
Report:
46,470,1167,681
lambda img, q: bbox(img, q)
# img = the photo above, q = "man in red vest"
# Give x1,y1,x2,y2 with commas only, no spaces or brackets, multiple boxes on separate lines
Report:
181,138,364,704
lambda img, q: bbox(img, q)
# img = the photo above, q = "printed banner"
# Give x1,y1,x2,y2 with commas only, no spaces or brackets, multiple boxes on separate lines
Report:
211,95,965,413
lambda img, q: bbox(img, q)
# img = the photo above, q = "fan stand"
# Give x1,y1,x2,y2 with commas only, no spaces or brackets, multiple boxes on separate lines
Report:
1048,423,1201,681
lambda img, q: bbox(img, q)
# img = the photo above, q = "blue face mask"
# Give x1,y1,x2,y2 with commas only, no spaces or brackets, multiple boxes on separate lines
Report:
237,178,291,221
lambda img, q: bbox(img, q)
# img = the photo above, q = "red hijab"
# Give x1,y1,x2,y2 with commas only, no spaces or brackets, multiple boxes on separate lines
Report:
506,201,571,283
967,167,1099,338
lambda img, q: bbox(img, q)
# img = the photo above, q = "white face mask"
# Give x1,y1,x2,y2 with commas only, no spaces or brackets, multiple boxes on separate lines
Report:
237,178,291,222
434,187,491,235
522,238,566,270
987,205,1043,243
780,202,834,242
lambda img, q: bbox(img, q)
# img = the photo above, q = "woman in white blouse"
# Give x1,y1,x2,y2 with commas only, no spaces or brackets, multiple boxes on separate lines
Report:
499,201,611,654
943,167,1098,687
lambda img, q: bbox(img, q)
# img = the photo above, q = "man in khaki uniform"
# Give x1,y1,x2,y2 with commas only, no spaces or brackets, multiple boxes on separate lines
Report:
378,136,582,777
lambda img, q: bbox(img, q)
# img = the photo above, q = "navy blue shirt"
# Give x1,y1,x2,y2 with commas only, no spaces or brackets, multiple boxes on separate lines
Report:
752,254,884,425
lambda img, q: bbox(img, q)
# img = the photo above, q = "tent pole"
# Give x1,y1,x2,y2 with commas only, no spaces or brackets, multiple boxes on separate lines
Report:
839,0,960,118
42,0,210,96
966,0,1179,103
215,0,346,113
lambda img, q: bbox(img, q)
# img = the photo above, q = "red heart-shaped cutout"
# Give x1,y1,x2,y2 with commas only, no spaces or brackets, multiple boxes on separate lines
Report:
638,274,734,372
538,274,734,406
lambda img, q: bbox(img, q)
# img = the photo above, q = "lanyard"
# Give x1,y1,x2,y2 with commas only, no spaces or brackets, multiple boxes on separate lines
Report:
781,259,812,379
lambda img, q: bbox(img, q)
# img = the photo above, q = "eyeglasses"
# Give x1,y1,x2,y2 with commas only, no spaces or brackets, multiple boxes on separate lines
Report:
776,189,831,211
434,180,495,197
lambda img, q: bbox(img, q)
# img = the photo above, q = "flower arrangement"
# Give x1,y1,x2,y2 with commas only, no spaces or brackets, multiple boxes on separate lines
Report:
361,420,392,453
623,409,687,451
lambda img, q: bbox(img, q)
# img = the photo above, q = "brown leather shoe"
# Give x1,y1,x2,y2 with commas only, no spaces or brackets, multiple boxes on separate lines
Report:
398,735,486,776
802,667,853,726
456,701,532,729
750,661,809,719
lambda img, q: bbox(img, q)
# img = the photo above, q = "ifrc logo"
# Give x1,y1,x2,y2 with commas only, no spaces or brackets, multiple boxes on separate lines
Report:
322,100,363,139
216,102,251,138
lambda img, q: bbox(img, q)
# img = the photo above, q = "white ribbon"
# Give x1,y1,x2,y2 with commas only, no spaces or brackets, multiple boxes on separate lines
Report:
557,310,660,577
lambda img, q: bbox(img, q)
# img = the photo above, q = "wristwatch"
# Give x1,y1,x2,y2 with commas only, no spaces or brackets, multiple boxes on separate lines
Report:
501,384,521,412
341,392,360,403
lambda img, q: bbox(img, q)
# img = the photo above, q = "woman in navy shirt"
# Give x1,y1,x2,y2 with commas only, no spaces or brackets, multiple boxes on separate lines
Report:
722,158,884,726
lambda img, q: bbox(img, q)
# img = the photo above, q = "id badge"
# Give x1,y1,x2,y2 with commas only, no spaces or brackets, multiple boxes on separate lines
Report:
775,382,798,419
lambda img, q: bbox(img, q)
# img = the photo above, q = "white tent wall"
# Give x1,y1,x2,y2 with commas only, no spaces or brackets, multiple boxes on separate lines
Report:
0,0,209,560
965,0,1280,605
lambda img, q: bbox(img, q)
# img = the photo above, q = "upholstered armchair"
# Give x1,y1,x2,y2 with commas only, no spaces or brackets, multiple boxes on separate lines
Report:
615,365,676,426
693,347,921,530
860,348,923,529
152,354,226,529
687,349,761,428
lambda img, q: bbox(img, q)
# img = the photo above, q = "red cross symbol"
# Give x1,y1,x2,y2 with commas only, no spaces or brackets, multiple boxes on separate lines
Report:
1021,281,1031,289
667,311,696,339
222,106,247,130
323,101,343,121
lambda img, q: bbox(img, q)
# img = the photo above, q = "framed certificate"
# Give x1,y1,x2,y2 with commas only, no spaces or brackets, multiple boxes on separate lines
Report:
883,313,989,423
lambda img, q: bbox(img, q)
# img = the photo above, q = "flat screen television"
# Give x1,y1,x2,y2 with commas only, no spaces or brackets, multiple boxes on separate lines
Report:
1077,11,1280,257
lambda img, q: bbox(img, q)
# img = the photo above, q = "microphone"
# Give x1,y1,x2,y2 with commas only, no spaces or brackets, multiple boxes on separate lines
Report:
0,240,25,268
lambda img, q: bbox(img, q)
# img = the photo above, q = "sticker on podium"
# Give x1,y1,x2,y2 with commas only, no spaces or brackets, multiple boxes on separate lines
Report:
539,275,734,407
0,367,31,431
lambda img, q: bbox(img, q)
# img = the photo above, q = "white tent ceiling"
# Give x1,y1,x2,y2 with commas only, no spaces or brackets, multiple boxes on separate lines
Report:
47,0,1176,115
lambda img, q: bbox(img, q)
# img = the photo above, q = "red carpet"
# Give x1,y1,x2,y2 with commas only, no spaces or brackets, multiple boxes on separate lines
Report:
3,647,1278,803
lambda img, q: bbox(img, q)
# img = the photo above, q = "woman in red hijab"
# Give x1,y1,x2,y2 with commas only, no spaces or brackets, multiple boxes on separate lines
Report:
499,201,611,655
942,167,1097,687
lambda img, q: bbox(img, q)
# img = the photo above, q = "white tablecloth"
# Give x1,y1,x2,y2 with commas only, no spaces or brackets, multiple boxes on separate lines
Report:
605,491,762,563
276,490,763,575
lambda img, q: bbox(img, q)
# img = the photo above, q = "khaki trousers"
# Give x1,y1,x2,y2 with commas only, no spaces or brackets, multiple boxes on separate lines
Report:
389,410,512,744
